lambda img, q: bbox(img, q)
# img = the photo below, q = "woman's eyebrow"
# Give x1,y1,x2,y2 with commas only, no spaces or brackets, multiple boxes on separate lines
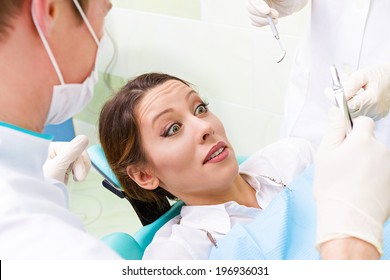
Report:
152,108,174,127
151,90,196,126
185,90,196,101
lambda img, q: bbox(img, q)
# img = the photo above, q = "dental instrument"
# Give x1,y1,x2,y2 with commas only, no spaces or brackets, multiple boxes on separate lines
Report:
330,65,353,134
266,15,286,63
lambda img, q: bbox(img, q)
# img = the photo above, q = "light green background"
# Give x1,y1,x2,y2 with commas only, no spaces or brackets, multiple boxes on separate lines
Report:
75,0,203,125
75,73,126,125
110,0,201,20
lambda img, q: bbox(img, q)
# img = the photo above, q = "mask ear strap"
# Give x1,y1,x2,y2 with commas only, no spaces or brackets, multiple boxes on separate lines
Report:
31,0,65,85
72,0,100,46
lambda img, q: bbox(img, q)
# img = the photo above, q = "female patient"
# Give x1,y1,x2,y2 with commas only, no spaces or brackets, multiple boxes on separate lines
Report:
98,73,314,259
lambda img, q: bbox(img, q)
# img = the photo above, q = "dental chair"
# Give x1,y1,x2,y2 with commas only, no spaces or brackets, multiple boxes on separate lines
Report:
88,144,187,259
87,144,247,259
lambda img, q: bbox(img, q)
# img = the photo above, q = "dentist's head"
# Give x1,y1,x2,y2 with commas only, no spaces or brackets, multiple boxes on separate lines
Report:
0,0,112,131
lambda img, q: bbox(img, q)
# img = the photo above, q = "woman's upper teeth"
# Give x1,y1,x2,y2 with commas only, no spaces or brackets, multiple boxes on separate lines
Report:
209,147,224,160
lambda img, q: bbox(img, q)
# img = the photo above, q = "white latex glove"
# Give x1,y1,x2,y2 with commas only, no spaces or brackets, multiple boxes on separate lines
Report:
247,0,309,27
344,62,390,120
43,135,91,185
314,107,390,254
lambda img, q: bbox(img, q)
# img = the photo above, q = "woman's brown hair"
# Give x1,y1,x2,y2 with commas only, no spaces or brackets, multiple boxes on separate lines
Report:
99,73,192,213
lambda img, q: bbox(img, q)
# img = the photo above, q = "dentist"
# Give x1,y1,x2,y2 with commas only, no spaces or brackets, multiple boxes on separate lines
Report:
247,0,390,149
247,0,390,258
0,0,120,259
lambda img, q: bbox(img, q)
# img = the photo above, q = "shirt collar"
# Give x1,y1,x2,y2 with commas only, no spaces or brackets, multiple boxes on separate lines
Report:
178,172,265,235
241,171,286,209
240,170,285,190
179,204,232,235
0,122,52,140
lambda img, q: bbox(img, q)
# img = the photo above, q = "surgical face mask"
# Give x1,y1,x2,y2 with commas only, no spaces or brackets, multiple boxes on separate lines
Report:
31,0,103,125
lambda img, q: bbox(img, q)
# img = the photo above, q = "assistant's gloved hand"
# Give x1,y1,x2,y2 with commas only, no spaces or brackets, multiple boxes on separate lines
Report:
344,62,390,120
314,107,390,254
43,135,91,185
247,0,309,27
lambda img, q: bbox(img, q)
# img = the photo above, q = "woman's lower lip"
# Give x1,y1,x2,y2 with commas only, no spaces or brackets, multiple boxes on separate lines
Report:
204,148,229,164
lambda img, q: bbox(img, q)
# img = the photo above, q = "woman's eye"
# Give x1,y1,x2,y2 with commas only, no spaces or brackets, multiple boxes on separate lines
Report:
195,103,209,115
164,123,181,137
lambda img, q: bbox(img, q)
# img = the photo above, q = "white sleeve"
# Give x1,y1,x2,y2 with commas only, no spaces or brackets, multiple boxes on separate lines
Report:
272,0,310,17
239,137,315,185
0,178,122,259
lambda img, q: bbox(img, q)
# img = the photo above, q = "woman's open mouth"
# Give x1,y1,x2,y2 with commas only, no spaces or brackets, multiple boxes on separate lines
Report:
203,141,229,164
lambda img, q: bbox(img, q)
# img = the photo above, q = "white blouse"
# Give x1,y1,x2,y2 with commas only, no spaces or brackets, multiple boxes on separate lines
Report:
142,137,315,259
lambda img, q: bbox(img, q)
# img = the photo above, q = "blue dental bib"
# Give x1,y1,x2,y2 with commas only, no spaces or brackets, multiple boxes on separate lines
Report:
209,165,390,260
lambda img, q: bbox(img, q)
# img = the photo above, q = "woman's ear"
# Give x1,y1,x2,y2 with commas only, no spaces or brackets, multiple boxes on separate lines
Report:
126,166,160,190
32,0,56,35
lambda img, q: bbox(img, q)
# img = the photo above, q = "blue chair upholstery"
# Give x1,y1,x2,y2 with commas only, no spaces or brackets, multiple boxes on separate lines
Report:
101,232,143,260
101,201,184,260
132,201,184,251
236,155,248,165
87,144,247,259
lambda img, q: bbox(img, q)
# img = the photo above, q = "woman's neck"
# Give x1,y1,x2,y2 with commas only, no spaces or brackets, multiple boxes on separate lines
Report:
230,174,260,208
182,174,260,208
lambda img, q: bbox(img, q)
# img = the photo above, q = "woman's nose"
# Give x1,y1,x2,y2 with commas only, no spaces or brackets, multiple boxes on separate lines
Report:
195,118,214,143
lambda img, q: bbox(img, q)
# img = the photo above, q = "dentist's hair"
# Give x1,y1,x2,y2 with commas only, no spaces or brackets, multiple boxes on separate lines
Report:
99,73,191,211
0,0,89,42
0,0,24,41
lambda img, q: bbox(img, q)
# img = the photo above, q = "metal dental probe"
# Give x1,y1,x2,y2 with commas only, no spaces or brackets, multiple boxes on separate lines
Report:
266,15,286,63
330,65,353,135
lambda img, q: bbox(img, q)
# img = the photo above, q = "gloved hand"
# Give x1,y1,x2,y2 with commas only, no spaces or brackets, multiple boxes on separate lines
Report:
247,0,309,27
344,62,390,120
314,107,390,254
43,135,91,185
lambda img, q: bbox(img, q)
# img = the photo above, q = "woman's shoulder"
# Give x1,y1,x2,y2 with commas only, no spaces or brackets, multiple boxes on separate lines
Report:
142,237,195,259
239,137,315,185
241,137,315,166
143,213,210,260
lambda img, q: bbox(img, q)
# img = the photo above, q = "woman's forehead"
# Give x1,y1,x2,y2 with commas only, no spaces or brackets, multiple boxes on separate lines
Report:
137,80,194,120
151,79,189,94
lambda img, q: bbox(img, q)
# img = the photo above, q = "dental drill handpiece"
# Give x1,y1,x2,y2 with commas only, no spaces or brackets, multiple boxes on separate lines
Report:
330,65,353,135
266,15,286,63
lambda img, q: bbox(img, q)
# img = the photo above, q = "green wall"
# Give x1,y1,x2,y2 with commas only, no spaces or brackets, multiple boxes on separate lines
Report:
110,0,201,20
75,73,127,125
75,1,202,125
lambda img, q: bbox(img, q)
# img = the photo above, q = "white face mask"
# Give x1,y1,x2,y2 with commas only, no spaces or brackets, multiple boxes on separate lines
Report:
31,0,103,125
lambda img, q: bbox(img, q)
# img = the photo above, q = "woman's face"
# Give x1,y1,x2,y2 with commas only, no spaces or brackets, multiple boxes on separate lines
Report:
136,80,239,205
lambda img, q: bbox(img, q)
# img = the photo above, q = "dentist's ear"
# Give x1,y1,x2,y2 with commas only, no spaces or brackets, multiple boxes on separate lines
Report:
126,166,160,190
32,0,56,35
